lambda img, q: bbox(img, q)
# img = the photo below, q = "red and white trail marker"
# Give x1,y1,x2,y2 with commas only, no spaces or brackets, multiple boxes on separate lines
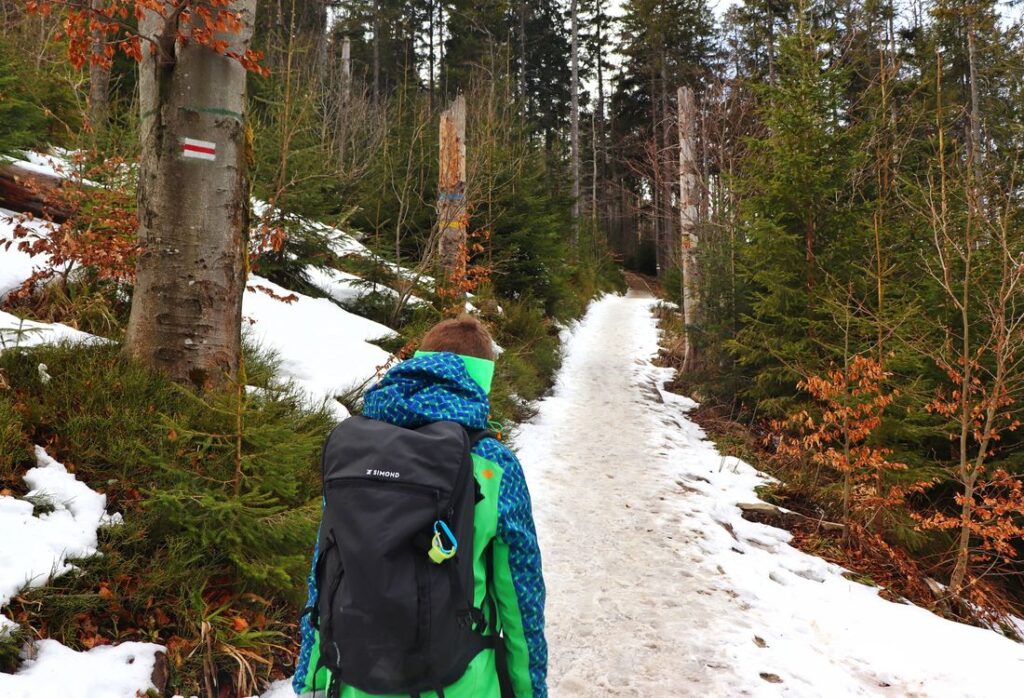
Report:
181,138,217,161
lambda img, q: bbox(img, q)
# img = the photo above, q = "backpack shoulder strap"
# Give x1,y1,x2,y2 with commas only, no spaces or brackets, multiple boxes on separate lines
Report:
466,428,496,447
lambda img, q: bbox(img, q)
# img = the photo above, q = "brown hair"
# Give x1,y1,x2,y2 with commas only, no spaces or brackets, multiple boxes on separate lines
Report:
420,314,495,360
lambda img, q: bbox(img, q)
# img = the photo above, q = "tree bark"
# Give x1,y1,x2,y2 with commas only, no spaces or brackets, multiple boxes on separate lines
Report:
126,0,254,390
677,86,699,371
659,57,675,273
88,0,111,132
372,0,381,99
437,95,468,294
569,0,580,242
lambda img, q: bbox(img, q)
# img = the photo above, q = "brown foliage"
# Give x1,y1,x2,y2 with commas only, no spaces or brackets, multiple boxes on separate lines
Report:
27,0,267,76
3,154,138,304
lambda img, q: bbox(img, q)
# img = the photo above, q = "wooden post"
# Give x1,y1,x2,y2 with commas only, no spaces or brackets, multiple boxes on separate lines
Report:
677,86,699,371
437,95,468,297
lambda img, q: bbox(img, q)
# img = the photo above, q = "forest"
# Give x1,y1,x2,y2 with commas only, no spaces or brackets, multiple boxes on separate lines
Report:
1,0,1024,693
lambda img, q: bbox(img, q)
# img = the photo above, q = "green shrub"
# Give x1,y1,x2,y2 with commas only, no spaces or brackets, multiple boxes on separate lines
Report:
0,394,31,485
489,298,562,423
1,342,331,694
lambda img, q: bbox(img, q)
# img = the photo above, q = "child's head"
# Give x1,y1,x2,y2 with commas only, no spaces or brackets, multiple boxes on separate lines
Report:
420,314,495,361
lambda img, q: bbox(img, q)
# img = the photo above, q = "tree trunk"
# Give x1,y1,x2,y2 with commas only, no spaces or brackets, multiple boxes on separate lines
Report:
594,1,605,227
659,57,674,273
518,1,527,97
427,1,435,109
437,95,468,295
949,474,975,595
341,37,352,103
569,0,580,242
88,0,111,132
126,0,254,390
677,86,699,371
372,0,381,99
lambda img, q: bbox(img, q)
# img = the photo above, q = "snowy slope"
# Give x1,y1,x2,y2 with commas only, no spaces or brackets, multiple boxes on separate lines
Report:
243,274,394,418
514,291,1024,697
0,154,408,693
306,265,426,308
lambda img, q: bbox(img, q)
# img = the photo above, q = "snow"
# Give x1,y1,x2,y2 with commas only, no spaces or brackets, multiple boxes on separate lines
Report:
0,208,51,299
0,449,163,697
3,150,73,181
243,274,395,419
305,265,426,307
0,310,101,351
0,447,122,633
514,290,1024,697
0,640,162,698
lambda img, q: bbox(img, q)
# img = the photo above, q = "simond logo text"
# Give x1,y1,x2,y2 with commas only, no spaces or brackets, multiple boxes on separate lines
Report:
367,468,400,479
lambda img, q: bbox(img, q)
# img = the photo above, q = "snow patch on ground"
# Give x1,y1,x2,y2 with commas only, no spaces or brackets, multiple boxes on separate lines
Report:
0,640,162,698
0,208,51,299
0,449,161,698
0,310,101,351
306,265,426,307
515,291,1024,697
0,447,121,632
2,150,91,184
243,275,395,419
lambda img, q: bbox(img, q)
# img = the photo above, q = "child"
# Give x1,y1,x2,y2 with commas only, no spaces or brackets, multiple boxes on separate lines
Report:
293,315,548,698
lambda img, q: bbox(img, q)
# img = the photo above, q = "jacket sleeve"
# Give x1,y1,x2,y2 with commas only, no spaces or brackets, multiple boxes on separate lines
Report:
491,446,548,698
293,522,329,695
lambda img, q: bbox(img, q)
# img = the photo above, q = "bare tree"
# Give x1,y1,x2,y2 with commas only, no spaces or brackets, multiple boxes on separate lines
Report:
437,95,468,294
677,86,699,370
88,0,110,131
569,0,581,245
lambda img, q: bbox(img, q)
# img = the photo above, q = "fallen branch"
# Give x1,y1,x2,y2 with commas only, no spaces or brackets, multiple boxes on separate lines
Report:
0,164,73,223
738,501,845,533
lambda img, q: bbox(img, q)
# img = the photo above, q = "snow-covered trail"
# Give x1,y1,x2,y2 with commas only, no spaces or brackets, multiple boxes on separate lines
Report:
516,291,736,695
514,293,1024,697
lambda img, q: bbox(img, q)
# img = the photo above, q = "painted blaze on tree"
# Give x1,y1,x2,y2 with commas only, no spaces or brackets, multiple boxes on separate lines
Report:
29,0,267,390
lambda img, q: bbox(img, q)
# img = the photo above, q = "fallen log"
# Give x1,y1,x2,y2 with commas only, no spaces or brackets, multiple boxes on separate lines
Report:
738,501,845,533
0,163,72,223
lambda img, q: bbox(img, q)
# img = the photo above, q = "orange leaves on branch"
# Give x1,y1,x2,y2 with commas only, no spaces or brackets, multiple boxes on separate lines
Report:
4,154,139,303
437,224,492,308
27,0,266,75
771,356,920,523
917,469,1024,564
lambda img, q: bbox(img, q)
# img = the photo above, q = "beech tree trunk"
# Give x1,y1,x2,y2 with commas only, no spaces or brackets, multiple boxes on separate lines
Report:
437,95,468,293
125,0,255,390
677,86,699,370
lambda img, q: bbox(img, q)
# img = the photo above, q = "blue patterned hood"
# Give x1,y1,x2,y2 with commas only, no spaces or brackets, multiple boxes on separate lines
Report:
362,352,490,431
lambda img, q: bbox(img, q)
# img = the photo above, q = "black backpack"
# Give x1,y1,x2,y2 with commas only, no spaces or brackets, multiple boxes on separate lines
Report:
309,416,497,697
